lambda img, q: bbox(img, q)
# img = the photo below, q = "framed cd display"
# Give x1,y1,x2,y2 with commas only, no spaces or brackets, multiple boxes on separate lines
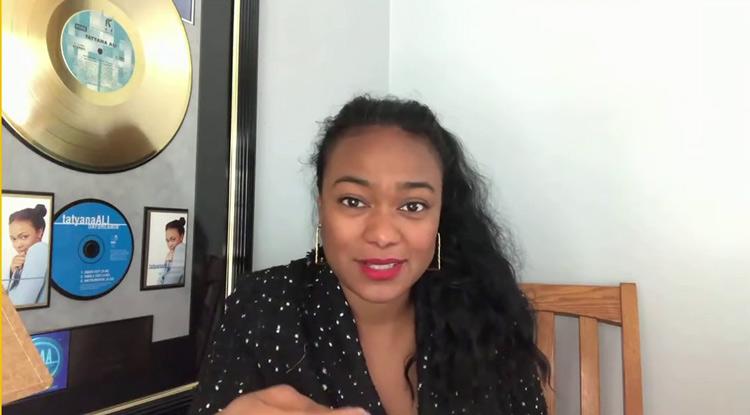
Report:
141,207,189,290
1,190,54,310
1,0,259,414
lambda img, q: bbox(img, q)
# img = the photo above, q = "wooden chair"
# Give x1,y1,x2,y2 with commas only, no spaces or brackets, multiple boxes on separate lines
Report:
520,283,644,415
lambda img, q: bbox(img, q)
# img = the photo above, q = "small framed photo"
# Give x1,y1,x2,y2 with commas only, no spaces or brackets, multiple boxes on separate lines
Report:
2,190,54,310
141,207,188,290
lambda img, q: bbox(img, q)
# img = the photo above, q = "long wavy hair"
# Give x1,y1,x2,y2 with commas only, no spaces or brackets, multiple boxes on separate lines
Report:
311,95,549,413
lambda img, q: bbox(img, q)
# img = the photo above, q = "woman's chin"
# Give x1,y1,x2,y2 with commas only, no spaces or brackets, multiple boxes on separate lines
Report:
346,283,412,305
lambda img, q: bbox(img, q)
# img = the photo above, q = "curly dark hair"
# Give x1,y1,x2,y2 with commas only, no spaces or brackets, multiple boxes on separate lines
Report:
311,95,549,413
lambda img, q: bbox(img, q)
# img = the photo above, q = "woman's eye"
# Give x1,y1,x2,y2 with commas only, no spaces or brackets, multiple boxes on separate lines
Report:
340,197,365,208
400,202,427,213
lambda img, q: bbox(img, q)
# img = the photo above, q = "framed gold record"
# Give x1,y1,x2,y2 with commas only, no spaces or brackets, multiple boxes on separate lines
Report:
2,0,192,172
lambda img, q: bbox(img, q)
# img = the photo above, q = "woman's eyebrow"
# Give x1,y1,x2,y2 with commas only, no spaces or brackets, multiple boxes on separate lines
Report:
333,175,370,187
333,176,435,192
397,181,435,193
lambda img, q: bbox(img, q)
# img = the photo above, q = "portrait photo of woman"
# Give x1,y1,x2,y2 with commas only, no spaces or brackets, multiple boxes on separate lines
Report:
2,191,54,309
141,207,189,289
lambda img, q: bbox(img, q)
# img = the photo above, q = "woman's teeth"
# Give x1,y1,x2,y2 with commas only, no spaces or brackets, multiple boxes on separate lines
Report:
368,263,396,270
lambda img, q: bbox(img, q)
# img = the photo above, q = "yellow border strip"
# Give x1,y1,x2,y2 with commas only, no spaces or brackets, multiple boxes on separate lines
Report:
1,0,6,408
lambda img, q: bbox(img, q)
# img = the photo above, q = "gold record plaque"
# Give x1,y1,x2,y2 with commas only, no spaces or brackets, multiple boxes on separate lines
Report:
2,0,192,172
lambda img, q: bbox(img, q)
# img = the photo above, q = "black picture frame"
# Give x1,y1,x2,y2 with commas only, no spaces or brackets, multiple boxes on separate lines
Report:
140,207,189,291
1,189,55,311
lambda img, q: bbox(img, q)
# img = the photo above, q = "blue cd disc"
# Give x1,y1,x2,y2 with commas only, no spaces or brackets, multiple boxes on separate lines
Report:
51,199,133,300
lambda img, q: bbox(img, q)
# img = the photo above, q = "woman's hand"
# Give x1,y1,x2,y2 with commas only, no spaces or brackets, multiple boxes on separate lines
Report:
166,250,175,263
11,254,26,273
220,384,369,415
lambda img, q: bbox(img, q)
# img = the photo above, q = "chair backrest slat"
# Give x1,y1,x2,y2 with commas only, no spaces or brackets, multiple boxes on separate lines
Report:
521,282,643,415
523,284,622,324
620,283,644,415
579,317,601,415
536,311,557,415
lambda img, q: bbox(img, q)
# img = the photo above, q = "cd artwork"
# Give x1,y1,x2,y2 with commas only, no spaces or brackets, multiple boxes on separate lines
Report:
51,199,133,299
2,0,192,172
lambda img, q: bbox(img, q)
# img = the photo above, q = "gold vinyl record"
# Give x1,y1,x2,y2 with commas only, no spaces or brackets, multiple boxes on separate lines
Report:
2,0,192,172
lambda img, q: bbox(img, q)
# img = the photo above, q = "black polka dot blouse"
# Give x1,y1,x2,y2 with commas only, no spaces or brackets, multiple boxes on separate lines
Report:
189,257,547,415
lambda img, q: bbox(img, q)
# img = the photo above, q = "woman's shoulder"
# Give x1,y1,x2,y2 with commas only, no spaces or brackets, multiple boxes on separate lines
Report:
223,256,312,324
229,256,310,297
215,256,317,364
26,242,49,256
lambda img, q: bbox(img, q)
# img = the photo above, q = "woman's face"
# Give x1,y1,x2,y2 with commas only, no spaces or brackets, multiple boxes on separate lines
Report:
319,125,443,305
165,228,184,251
9,220,43,255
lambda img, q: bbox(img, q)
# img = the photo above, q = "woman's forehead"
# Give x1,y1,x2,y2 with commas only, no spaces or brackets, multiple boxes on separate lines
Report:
9,219,34,229
324,126,442,185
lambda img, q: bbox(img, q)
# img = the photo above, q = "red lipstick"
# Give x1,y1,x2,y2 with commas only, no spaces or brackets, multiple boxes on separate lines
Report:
358,258,405,281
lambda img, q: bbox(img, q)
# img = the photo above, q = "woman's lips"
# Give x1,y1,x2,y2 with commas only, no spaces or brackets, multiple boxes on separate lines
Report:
358,258,406,281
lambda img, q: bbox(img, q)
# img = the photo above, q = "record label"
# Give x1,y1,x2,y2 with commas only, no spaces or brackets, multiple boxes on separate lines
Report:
61,10,135,92
51,200,133,299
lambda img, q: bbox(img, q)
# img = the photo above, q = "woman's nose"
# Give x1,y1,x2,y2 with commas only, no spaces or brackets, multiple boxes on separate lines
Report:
363,211,401,248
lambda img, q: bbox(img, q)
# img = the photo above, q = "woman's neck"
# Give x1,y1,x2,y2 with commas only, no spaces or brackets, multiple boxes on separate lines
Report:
340,285,414,329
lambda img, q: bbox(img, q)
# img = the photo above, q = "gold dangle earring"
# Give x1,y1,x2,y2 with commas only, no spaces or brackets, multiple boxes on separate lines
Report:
427,232,441,271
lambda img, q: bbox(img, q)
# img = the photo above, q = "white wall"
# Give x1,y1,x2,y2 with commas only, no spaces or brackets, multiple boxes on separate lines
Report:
252,0,390,270
390,1,749,414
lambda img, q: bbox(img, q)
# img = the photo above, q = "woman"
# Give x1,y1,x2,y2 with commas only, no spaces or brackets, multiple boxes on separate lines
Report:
190,96,548,414
159,217,187,285
5,204,49,307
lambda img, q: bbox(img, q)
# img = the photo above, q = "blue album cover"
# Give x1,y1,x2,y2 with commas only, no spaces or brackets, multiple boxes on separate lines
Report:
31,330,71,394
